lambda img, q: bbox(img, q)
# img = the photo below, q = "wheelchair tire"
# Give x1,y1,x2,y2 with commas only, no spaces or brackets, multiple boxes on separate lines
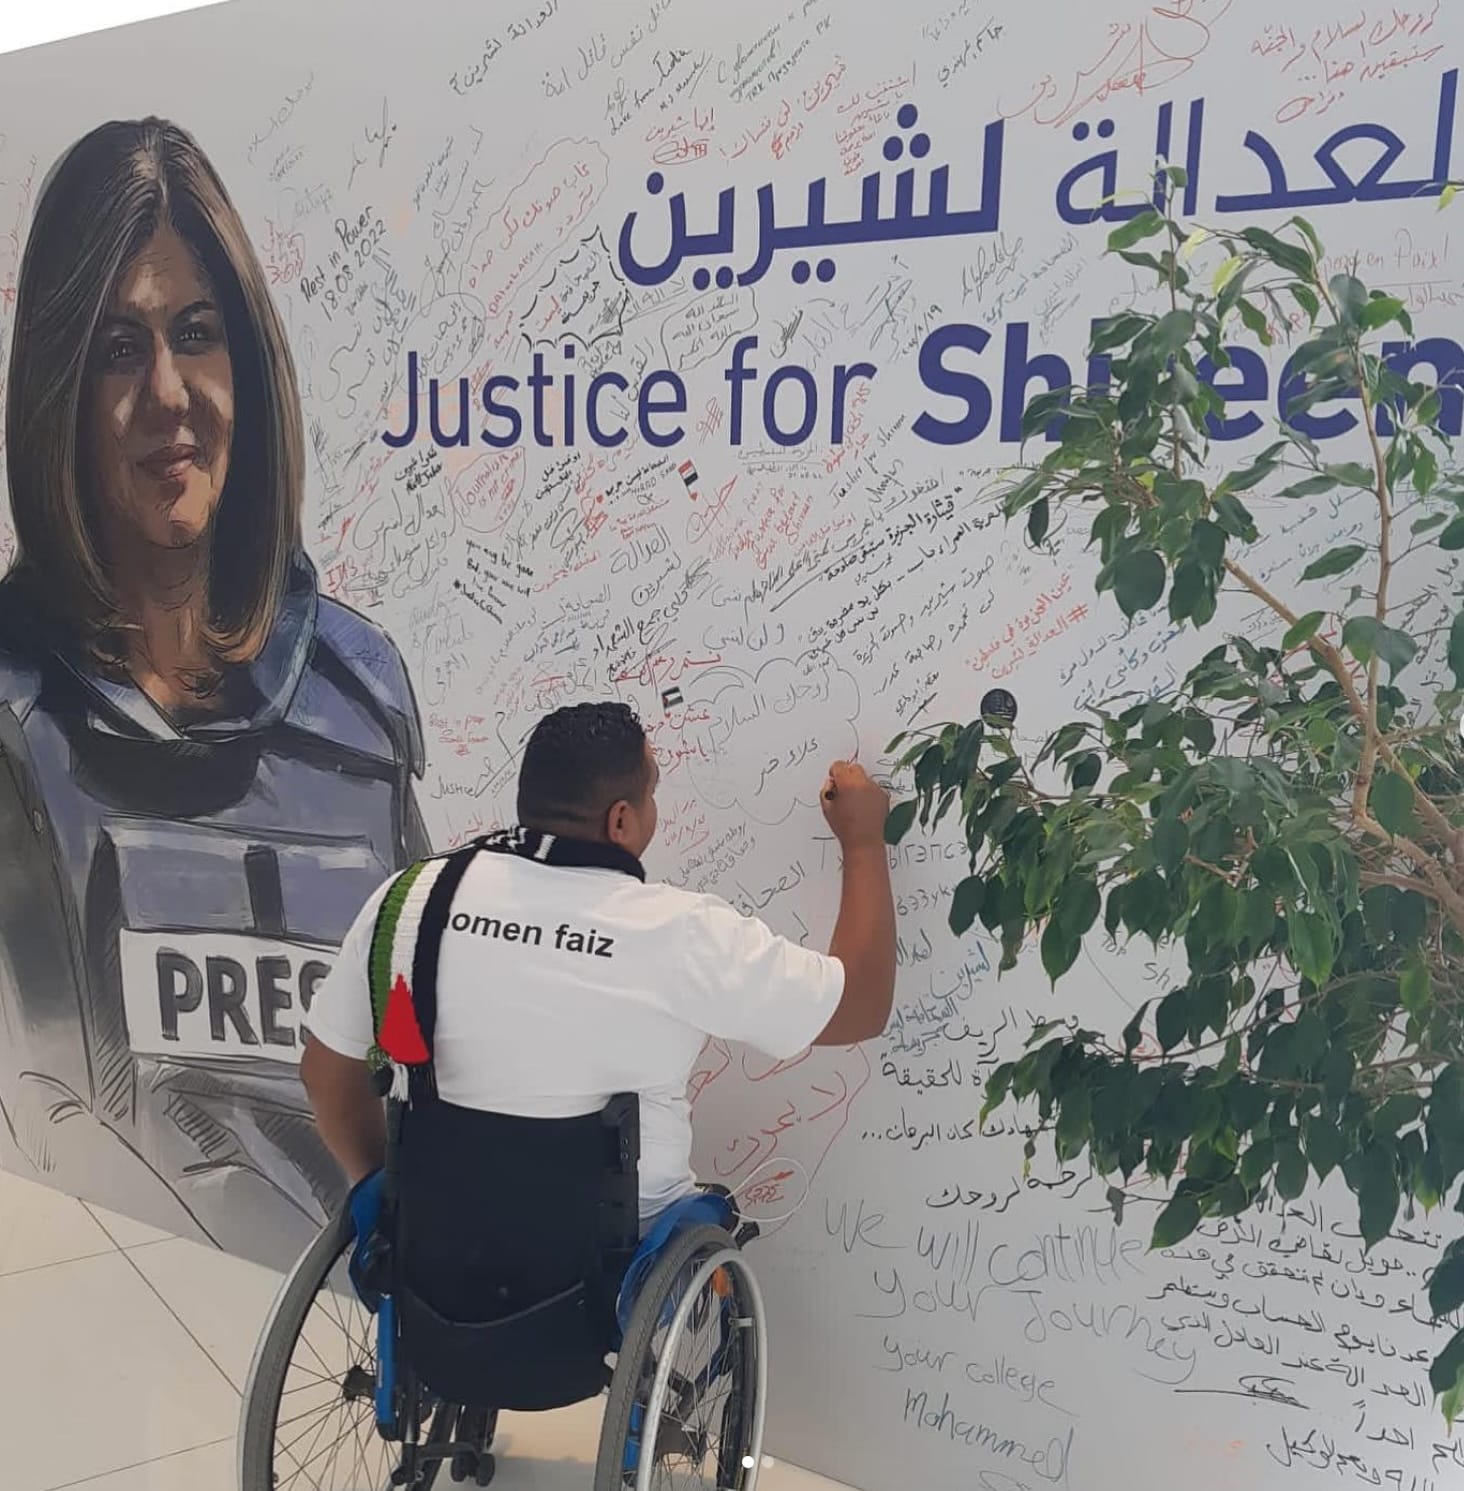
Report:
594,1224,766,1491
239,1209,441,1490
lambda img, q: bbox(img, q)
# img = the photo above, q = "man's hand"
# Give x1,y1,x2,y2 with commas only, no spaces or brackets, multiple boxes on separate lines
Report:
820,760,890,849
816,760,896,1046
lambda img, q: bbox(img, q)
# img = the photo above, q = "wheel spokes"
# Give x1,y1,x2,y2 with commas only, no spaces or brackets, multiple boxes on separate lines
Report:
638,1256,755,1491
273,1284,397,1490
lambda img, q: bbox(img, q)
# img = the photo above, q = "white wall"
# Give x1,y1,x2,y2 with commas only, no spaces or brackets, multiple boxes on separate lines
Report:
0,3,1460,1488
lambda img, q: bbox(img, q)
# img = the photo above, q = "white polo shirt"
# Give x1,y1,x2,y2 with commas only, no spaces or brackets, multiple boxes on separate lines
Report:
304,851,845,1220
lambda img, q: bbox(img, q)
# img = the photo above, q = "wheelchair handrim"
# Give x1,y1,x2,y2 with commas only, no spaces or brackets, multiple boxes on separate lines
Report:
238,1208,354,1491
635,1246,767,1491
239,1208,405,1491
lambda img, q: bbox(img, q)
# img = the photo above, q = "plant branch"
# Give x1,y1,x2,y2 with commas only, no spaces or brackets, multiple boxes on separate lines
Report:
1354,336,1392,823
1185,854,1239,884
1222,554,1464,878
1222,557,1368,714
1168,252,1182,479
1355,812,1464,932
1359,871,1441,899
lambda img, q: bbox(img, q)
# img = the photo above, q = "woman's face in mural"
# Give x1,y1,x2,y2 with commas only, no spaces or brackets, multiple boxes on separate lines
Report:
86,223,234,557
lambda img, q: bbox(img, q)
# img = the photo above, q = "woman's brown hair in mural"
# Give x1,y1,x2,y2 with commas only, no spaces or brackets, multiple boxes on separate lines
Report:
6,117,304,705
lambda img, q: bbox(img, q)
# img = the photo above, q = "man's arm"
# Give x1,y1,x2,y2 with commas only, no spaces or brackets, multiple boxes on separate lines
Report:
300,877,397,1184
815,762,897,1045
301,1033,385,1185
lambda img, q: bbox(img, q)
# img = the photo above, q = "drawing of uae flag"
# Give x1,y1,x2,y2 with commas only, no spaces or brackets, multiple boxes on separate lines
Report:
678,459,700,500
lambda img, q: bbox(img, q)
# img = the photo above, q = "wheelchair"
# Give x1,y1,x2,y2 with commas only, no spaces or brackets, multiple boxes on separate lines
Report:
238,1090,768,1491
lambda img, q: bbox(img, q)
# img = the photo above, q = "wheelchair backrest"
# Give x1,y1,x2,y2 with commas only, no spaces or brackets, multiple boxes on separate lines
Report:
389,1091,641,1411
363,834,648,1409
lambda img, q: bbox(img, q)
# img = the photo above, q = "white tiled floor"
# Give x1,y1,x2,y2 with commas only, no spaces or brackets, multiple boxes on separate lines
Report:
0,1169,849,1491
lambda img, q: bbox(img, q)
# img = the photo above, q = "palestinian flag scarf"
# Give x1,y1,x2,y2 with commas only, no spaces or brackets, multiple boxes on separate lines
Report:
366,828,645,1104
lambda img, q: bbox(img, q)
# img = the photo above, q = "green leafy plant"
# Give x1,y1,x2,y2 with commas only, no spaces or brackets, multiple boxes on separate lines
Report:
887,184,1464,1414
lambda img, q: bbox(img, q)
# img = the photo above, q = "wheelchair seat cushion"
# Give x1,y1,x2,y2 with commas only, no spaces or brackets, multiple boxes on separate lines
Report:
614,1191,735,1340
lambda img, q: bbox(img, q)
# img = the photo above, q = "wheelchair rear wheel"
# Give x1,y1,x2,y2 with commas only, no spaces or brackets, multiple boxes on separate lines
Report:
238,1209,446,1490
596,1224,767,1491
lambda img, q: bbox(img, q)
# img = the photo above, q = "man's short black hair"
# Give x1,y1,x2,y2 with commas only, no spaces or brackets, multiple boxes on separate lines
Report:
517,702,652,830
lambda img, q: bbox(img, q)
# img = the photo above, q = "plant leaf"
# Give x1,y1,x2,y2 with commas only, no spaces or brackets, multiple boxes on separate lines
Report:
1153,309,1196,359
1301,544,1366,581
1114,549,1167,617
1237,297,1273,345
1275,1143,1308,1201
1056,877,1102,939
1291,283,1320,321
1156,989,1190,1053
1431,1327,1464,1409
1108,211,1165,250
1041,921,1080,983
1212,254,1243,293
1239,226,1315,279
1277,475,1339,500
1213,492,1256,540
1027,497,1051,546
1282,612,1324,650
1374,1094,1422,1136
1431,1241,1464,1318
980,1063,1014,1125
1415,446,1439,496
1400,950,1432,1014
1373,623,1417,676
949,875,986,936
1123,1002,1150,1055
1357,1144,1400,1250
1153,815,1189,874
884,799,918,845
1444,1370,1464,1431
1055,1086,1091,1161
1220,440,1287,494
1343,616,1416,676
1288,912,1335,985
1306,1116,1345,1180
1325,461,1377,488
1151,1194,1202,1249
1370,770,1418,838
1329,273,1369,325
1091,313,1151,355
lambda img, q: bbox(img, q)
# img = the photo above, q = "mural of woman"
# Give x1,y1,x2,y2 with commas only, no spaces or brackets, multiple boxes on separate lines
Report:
0,118,427,1267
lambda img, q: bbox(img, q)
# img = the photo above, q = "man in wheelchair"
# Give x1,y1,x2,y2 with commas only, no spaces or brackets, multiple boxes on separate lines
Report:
246,702,895,1489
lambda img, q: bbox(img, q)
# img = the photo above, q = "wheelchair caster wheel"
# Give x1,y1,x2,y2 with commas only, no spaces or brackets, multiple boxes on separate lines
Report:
451,1451,494,1484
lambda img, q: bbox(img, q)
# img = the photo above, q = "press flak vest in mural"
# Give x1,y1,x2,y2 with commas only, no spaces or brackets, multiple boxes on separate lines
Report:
0,553,425,1270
